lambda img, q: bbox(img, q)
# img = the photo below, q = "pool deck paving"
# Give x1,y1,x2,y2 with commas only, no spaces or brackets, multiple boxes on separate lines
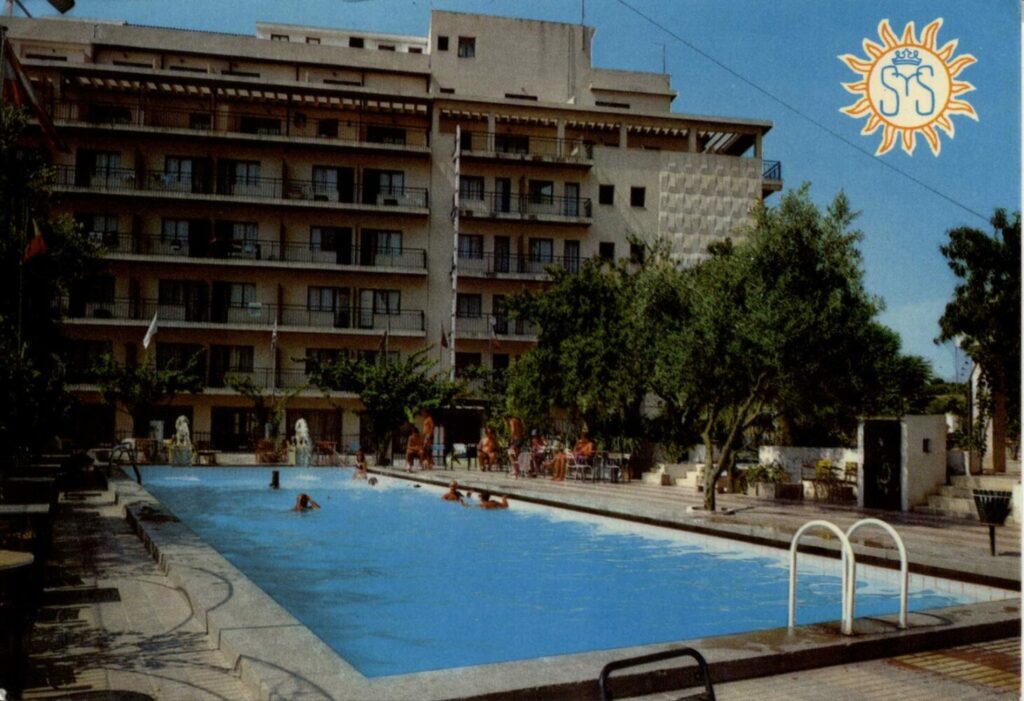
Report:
13,465,1023,700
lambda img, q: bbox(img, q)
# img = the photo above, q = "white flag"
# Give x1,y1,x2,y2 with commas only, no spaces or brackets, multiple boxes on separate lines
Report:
271,319,278,351
143,311,158,349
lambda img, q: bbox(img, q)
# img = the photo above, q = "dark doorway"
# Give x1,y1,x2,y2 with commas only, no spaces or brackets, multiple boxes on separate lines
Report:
211,407,256,450
862,419,902,510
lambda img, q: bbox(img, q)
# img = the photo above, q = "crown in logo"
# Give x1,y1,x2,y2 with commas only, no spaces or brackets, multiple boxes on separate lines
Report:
891,48,922,66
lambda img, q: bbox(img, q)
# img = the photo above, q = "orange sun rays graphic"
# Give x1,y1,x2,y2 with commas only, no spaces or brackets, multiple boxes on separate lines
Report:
840,19,977,156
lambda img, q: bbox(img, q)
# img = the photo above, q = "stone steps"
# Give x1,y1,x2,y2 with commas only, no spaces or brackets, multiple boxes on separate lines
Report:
913,473,1021,523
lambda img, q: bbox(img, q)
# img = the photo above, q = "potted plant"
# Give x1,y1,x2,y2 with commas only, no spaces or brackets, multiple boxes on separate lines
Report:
744,462,792,499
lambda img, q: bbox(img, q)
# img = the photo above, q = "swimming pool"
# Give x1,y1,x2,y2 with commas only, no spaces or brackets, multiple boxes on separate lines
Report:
140,467,991,678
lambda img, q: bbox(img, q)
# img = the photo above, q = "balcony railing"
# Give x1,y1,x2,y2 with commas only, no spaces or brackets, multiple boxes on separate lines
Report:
49,99,430,149
458,130,593,164
279,306,424,332
458,252,585,277
99,233,427,270
61,297,426,333
454,314,537,338
208,366,311,390
763,160,782,181
55,165,429,209
459,191,592,220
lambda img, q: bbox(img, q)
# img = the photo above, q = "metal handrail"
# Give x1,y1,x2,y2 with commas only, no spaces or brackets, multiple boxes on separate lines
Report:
845,518,908,629
98,233,427,270
48,98,431,147
109,441,141,485
788,519,855,635
598,646,715,701
459,129,594,162
54,165,429,208
763,159,782,181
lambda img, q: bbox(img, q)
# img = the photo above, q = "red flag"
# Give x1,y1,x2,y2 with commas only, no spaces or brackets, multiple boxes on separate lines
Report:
22,220,47,263
440,324,449,349
2,38,67,152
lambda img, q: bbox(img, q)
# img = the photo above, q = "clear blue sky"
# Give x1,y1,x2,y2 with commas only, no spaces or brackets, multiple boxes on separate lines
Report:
24,0,1021,380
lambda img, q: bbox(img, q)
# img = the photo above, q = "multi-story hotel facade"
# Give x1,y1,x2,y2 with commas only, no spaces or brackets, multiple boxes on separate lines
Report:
3,10,781,453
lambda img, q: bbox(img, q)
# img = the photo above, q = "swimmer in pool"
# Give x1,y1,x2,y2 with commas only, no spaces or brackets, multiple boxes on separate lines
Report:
477,490,509,509
442,480,468,506
352,450,368,480
293,493,321,511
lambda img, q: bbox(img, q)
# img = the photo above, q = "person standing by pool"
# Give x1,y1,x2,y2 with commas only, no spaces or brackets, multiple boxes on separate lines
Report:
293,493,320,511
419,409,435,470
353,449,368,479
506,414,525,462
477,490,509,509
405,426,424,472
478,427,498,471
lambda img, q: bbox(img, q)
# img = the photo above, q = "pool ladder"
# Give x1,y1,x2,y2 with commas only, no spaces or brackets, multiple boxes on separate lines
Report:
788,517,908,635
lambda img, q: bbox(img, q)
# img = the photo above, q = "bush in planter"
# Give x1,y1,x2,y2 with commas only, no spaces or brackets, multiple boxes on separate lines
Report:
745,462,790,498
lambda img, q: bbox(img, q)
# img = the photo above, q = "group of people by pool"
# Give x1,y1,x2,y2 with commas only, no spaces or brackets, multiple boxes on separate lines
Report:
442,480,509,508
479,417,596,481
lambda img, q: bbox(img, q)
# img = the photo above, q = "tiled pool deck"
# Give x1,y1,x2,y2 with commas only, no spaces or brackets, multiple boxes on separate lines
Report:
20,466,1021,700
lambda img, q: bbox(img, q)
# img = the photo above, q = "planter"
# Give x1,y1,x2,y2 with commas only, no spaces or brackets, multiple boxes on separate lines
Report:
747,482,803,501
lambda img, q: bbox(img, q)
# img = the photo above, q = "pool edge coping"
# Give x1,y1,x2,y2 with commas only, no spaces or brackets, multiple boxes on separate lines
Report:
114,470,1022,701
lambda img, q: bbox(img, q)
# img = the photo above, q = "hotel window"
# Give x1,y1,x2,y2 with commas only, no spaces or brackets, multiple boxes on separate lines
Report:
492,353,510,373
78,213,118,246
456,293,482,318
188,112,212,130
238,116,280,135
455,352,481,377
630,186,646,207
458,234,483,260
349,37,365,48
306,37,320,45
457,36,475,58
210,345,254,374
305,348,344,372
161,219,189,251
437,35,449,51
156,343,205,373
528,180,554,204
270,34,289,42
224,161,260,192
364,229,402,256
494,133,528,154
529,238,554,263
311,226,341,252
226,283,256,307
460,176,485,201
599,184,615,205
317,119,338,138
599,242,615,260
366,126,406,145
563,240,581,273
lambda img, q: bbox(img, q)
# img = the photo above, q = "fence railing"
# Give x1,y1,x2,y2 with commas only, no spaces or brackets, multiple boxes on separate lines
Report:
763,159,782,181
454,314,537,337
458,130,593,163
55,165,429,209
49,99,430,148
457,251,585,276
459,191,592,219
61,297,426,332
97,233,427,270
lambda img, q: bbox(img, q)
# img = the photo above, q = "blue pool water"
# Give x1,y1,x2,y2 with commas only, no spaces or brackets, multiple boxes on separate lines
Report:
141,467,976,677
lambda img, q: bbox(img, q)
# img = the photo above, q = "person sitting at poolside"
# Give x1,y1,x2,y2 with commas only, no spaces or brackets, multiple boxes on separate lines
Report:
442,480,468,506
529,430,547,476
293,493,320,511
477,490,509,509
478,427,499,472
573,432,596,463
352,449,368,480
405,426,424,472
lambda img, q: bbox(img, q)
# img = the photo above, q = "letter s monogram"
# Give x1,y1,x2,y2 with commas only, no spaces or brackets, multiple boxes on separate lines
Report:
879,65,901,116
913,65,936,116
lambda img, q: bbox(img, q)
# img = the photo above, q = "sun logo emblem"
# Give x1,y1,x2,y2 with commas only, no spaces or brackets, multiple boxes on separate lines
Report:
839,19,977,156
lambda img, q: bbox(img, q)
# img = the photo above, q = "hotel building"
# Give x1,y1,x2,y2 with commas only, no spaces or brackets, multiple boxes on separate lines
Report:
3,10,781,452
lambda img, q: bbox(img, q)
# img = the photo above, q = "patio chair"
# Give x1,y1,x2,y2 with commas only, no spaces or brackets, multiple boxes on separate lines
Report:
598,646,715,701
566,454,593,481
596,452,622,483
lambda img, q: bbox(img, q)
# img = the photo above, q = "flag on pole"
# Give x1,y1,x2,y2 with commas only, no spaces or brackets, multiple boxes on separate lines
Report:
488,314,503,352
440,324,448,349
143,311,158,349
21,219,47,263
271,319,278,351
2,37,67,152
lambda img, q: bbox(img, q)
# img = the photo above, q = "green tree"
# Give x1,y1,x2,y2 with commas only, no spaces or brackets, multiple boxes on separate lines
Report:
307,350,465,464
94,354,204,438
504,257,651,445
647,187,916,510
0,104,102,464
938,209,1021,472
224,373,304,445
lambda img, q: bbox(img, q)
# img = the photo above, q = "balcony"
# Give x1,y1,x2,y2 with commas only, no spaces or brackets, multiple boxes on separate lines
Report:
762,159,783,198
453,314,537,340
458,130,593,167
457,252,585,280
459,192,592,225
61,298,426,335
49,99,431,154
100,233,427,273
54,165,429,213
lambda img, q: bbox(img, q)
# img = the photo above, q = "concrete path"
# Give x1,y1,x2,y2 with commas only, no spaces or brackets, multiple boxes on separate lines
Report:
21,489,253,701
12,468,1021,700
